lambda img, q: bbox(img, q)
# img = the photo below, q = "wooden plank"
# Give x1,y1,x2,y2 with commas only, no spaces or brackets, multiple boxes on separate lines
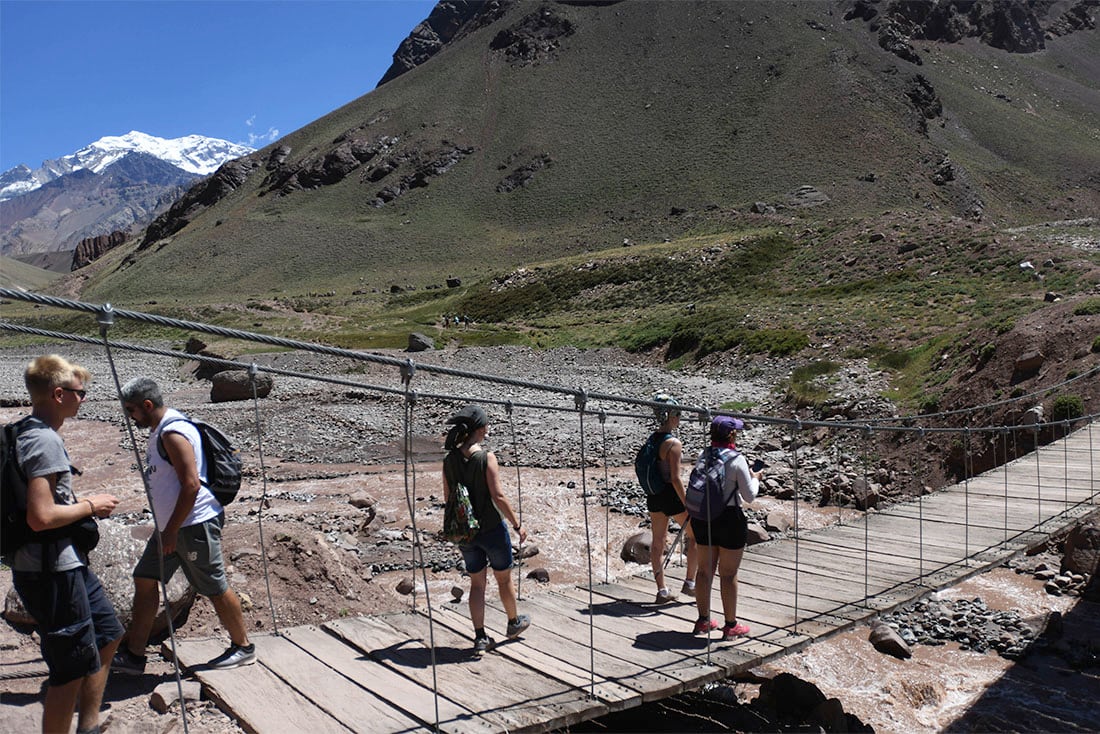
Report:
281,626,493,734
172,636,352,734
425,601,645,708
251,633,427,733
326,614,605,733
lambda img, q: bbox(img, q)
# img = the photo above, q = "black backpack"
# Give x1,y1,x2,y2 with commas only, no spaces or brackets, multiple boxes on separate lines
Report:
0,418,98,555
1,420,33,555
157,415,242,506
634,432,672,496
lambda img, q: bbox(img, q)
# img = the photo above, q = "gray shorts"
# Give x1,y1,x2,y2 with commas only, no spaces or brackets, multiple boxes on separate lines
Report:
133,513,229,597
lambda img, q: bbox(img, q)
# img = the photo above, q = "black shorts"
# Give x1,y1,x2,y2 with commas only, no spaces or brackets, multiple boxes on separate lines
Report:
690,505,748,550
646,484,686,516
13,566,124,686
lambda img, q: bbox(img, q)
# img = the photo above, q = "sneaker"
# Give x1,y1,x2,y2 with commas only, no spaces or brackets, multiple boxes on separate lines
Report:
506,614,531,639
654,588,676,604
693,618,720,635
722,623,750,640
207,642,257,670
473,635,496,654
112,647,146,675
680,580,696,596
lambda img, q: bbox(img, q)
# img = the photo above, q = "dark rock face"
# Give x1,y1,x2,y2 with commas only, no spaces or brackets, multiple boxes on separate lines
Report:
490,6,576,65
210,369,275,403
496,154,553,193
851,0,1050,59
377,0,515,86
138,156,262,250
370,144,474,206
1046,0,1099,37
71,230,127,270
263,136,398,195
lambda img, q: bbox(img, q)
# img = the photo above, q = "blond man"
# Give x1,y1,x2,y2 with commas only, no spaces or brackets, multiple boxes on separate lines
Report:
9,355,121,734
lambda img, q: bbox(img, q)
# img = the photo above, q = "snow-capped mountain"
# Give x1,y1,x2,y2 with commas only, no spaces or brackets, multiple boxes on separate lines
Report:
0,131,254,202
0,132,256,262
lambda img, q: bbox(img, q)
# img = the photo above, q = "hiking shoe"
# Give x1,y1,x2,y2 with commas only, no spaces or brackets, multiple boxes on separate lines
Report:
693,618,720,635
654,588,675,604
506,614,531,639
111,647,147,675
207,643,257,670
680,580,696,596
722,623,750,640
473,635,496,654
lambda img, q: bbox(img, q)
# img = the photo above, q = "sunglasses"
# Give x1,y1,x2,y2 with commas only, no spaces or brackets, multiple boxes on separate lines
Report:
61,386,87,399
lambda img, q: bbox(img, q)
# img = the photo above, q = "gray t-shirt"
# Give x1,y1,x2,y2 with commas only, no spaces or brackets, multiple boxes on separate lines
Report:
12,416,84,572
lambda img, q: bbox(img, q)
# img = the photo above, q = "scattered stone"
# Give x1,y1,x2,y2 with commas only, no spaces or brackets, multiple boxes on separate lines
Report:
527,568,551,583
395,578,415,595
408,333,435,352
621,531,652,564
451,585,464,601
518,544,540,559
210,369,274,403
869,621,912,659
151,680,202,714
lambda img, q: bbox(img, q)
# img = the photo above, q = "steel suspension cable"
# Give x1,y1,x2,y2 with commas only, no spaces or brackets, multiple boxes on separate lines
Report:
96,306,190,734
247,364,279,635
598,410,610,584
964,427,972,563
505,402,524,601
576,391,596,699
399,365,441,731
790,420,801,634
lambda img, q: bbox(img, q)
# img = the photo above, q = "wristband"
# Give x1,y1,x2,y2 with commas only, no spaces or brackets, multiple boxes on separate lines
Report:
513,524,521,532
85,498,95,517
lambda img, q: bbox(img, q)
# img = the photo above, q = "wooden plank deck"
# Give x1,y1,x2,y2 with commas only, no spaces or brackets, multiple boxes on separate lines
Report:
172,424,1099,733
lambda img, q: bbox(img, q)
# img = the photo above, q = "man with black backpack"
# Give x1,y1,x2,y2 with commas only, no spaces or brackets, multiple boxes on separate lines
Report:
112,377,255,674
6,355,122,734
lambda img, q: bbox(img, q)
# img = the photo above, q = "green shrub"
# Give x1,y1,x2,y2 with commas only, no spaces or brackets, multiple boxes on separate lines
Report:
1072,298,1100,316
977,342,996,365
1051,394,1084,422
1092,335,1100,353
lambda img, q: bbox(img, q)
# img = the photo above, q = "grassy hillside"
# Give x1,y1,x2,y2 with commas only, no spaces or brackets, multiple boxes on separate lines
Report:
0,255,60,291
63,0,1098,305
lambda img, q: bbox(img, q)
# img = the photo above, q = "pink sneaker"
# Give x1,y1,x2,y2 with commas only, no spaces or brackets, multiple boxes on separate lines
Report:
722,622,750,640
693,618,720,635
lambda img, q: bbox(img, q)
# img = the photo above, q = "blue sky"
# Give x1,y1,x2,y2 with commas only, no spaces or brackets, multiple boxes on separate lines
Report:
0,0,437,171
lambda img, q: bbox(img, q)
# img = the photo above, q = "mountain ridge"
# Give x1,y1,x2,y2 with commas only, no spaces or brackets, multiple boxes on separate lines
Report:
0,132,254,262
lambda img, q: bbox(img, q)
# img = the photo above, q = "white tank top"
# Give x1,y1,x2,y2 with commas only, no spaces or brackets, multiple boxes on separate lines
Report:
146,408,223,531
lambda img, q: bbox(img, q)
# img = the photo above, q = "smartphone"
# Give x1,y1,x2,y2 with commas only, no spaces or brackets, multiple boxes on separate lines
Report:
751,458,768,472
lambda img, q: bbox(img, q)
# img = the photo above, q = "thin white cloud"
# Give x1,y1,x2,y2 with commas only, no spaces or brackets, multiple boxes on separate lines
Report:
245,115,256,128
246,127,280,147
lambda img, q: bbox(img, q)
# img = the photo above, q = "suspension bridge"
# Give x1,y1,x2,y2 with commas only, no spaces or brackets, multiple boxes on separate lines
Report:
1,289,1097,733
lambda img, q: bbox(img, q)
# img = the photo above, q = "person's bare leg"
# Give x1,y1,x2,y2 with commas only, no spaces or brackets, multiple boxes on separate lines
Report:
694,545,719,619
124,577,159,655
493,567,518,620
468,568,488,631
209,588,249,647
42,677,80,734
675,512,699,583
75,636,120,733
718,547,745,624
650,512,669,591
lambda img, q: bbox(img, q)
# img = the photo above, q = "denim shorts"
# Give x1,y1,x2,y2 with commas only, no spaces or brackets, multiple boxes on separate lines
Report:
13,566,124,686
460,520,514,574
690,506,748,550
133,513,229,597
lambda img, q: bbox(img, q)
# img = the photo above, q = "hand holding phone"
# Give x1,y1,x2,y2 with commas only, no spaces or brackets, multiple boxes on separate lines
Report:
751,458,768,472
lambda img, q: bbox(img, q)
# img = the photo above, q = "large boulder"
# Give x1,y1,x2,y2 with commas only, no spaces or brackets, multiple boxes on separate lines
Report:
210,370,274,403
621,530,652,564
4,520,195,639
1062,517,1100,576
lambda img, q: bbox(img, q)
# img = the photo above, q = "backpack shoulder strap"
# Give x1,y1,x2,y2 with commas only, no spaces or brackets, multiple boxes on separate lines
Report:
156,415,194,463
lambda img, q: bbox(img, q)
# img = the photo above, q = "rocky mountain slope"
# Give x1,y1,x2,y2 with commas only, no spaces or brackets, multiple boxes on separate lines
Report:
54,0,1097,304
